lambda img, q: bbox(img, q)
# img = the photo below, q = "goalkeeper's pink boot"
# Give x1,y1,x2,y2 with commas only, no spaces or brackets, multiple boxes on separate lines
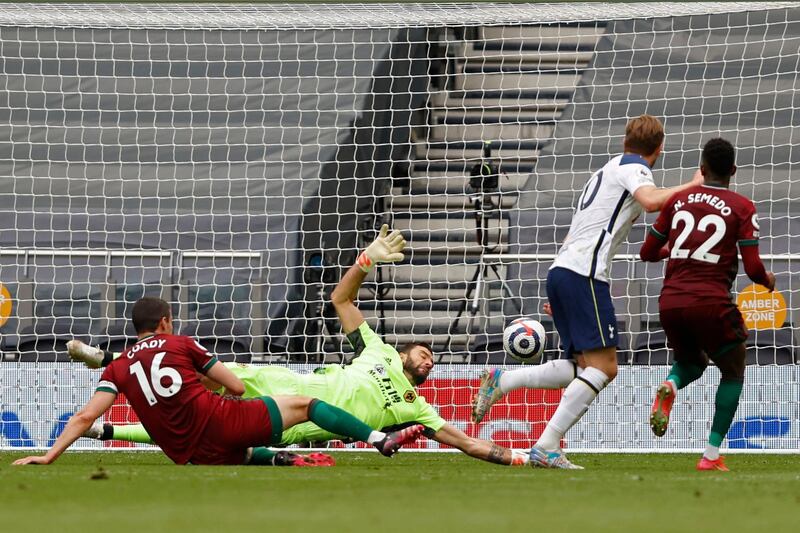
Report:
650,381,676,437
374,424,425,457
697,456,729,471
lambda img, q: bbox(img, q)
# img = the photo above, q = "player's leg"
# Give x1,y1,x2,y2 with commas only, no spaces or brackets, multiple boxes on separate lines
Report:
696,344,744,471
651,353,707,437
530,271,618,469
472,360,583,424
533,346,616,453
651,307,709,436
472,269,581,423
504,270,584,392
651,354,708,438
85,416,333,467
662,308,708,391
699,308,747,471
499,360,582,393
67,340,116,368
81,422,155,444
664,357,707,392
268,395,423,457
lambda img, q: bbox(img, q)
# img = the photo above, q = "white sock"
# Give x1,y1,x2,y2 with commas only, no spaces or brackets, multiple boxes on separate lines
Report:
704,444,720,460
535,367,610,451
499,360,582,393
367,430,386,445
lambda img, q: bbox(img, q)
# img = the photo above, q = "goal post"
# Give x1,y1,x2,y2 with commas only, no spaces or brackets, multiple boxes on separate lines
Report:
0,2,797,453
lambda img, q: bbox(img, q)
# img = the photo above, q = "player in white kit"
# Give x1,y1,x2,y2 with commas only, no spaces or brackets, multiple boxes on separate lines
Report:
473,115,704,468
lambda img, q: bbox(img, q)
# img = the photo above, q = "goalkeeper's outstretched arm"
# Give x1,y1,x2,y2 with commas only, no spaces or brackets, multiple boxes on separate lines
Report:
331,224,406,334
330,262,370,334
431,423,528,466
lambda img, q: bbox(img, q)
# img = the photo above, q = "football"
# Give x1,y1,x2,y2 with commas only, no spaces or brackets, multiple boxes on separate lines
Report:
502,318,547,363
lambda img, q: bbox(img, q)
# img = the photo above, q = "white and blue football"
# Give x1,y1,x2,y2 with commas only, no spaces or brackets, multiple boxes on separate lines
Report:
502,318,547,363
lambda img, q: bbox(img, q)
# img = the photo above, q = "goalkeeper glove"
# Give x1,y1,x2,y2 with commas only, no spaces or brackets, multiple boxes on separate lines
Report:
357,224,406,272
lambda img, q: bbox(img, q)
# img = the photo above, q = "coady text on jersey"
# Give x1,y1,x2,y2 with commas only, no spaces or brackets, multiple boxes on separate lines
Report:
125,338,168,356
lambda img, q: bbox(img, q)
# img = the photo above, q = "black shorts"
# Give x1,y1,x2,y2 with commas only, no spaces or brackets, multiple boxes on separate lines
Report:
660,303,748,360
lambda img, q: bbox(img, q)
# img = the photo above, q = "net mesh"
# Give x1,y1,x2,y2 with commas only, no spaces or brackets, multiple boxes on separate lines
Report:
0,2,797,452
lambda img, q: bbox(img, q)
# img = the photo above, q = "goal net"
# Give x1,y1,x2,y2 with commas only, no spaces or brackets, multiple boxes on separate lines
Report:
0,2,797,453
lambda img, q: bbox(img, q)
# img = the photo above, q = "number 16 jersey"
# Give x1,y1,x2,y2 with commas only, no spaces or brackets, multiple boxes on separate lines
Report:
649,184,760,309
97,334,222,464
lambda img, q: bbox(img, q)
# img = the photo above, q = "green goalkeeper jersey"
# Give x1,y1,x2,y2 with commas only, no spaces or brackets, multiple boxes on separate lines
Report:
226,322,446,445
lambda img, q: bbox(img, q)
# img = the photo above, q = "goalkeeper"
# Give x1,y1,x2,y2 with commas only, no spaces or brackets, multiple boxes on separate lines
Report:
71,226,528,467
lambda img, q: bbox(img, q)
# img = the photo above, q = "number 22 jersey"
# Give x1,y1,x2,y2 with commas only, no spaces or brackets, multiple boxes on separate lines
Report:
97,334,222,464
648,184,760,309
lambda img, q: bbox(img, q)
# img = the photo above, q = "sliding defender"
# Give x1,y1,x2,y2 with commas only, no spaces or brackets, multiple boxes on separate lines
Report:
14,296,423,466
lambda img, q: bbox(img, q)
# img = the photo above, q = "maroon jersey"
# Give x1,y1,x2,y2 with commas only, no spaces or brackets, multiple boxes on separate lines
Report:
96,334,221,464
648,185,760,309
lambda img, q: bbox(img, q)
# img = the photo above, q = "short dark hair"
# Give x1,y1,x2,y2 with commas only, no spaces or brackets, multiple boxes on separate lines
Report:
624,114,665,156
702,138,736,180
132,297,171,334
400,341,433,356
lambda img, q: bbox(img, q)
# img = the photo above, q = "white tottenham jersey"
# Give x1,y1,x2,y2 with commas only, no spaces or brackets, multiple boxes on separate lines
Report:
551,154,655,282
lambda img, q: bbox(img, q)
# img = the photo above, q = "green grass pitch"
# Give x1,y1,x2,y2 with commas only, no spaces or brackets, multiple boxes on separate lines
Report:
1,452,798,532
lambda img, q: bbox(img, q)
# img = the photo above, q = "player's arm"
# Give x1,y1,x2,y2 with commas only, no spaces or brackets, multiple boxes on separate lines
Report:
430,423,527,466
639,228,670,262
12,391,116,465
205,361,245,396
199,372,223,392
639,238,670,262
183,337,245,396
331,224,406,334
331,263,369,334
740,246,775,291
736,204,775,291
634,169,704,213
640,194,674,261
